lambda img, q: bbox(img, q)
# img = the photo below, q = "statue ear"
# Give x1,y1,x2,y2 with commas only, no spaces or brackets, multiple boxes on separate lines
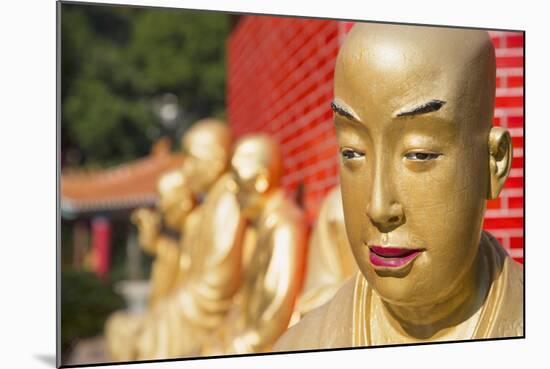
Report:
254,172,270,194
488,127,513,199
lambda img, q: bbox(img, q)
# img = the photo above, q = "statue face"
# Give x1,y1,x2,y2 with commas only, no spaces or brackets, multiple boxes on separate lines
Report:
181,120,230,195
230,165,266,219
333,24,495,307
182,148,220,195
157,171,194,230
230,135,281,220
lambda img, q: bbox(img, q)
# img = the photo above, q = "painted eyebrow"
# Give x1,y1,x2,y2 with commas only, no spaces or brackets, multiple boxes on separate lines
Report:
330,99,361,122
395,99,446,117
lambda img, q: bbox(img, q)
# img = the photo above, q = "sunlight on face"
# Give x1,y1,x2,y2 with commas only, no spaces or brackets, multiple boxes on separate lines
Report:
334,24,495,307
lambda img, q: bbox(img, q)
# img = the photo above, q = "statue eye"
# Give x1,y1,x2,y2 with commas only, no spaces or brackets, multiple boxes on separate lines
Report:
405,152,441,161
341,148,364,160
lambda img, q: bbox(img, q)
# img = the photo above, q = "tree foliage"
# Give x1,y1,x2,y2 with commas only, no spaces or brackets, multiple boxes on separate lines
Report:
61,4,229,167
61,268,125,359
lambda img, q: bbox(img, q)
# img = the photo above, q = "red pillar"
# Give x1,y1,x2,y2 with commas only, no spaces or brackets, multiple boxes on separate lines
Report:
91,217,111,278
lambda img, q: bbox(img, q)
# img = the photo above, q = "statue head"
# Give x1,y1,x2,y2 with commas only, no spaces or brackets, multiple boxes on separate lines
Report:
229,134,283,219
181,118,232,195
156,169,194,231
333,23,512,307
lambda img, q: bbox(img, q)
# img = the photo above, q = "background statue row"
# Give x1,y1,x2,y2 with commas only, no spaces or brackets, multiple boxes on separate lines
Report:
105,119,356,360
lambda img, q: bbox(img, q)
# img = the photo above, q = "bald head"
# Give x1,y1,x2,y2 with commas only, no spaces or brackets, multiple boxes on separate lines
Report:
156,169,194,230
181,118,232,194
334,23,496,132
230,134,283,219
182,118,232,161
231,134,283,188
157,169,184,195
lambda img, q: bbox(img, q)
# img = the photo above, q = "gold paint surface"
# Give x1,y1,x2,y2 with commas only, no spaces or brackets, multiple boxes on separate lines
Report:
134,173,247,359
290,186,357,324
132,169,195,307
274,23,523,351
201,134,307,355
106,119,247,361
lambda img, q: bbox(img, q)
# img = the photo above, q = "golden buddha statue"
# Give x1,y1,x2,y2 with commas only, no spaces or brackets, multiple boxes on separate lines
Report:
105,170,195,362
106,118,247,361
289,185,357,325
132,169,195,307
132,119,247,360
274,23,523,351
201,134,307,356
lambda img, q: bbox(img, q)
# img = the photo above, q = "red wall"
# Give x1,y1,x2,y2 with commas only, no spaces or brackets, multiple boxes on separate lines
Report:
485,31,524,263
227,17,524,263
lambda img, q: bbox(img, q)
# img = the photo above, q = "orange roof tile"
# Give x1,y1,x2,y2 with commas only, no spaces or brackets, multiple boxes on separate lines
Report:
61,139,184,216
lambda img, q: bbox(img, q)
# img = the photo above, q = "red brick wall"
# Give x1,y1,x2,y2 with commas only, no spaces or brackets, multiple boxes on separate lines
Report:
227,17,524,263
486,31,524,263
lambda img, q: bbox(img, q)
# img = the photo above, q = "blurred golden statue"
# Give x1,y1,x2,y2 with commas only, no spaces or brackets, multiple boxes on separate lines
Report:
202,134,307,355
289,185,357,325
275,24,523,351
106,118,247,361
132,169,195,307
133,118,247,360
104,169,195,361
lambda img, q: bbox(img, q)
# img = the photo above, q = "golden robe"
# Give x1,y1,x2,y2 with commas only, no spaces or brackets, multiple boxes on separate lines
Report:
134,173,247,359
202,190,307,355
274,231,523,350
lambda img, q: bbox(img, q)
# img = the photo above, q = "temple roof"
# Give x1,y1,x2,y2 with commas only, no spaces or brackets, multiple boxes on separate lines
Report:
61,139,184,218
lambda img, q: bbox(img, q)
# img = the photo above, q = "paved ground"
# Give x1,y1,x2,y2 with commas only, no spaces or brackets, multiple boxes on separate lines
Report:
64,336,109,366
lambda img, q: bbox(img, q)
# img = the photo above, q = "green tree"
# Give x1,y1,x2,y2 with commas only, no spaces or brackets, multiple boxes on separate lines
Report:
61,268,124,358
61,4,229,167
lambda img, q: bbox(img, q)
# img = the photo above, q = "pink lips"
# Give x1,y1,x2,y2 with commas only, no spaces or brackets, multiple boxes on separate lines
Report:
369,246,423,268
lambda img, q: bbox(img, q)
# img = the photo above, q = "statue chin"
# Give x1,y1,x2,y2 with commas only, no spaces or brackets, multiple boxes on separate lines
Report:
360,255,466,308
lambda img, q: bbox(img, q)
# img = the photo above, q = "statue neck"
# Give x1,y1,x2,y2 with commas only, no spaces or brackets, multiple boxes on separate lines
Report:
378,240,491,340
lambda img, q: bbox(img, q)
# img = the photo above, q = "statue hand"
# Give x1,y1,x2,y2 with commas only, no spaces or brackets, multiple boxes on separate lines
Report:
132,208,161,253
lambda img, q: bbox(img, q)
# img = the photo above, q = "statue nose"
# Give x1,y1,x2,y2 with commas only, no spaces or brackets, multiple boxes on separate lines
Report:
366,173,405,233
367,202,404,233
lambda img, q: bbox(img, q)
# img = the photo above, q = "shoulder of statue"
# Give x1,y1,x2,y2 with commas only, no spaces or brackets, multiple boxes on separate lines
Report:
479,231,524,338
272,301,327,352
274,190,302,215
269,194,307,235
273,275,357,352
319,275,356,346
482,230,523,289
499,253,524,335
201,174,241,215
